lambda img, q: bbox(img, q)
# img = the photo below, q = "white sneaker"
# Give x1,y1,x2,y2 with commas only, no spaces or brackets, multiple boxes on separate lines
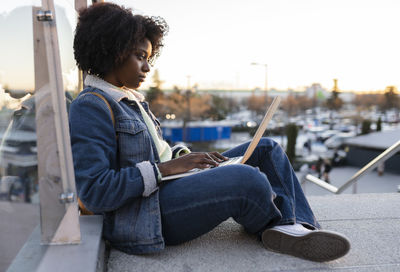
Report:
270,223,312,236
262,224,350,262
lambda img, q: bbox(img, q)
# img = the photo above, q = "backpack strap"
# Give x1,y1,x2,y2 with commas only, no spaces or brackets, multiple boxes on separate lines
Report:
87,92,115,127
78,92,115,215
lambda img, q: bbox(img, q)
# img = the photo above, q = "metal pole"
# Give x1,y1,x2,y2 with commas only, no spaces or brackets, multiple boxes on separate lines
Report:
352,181,357,194
336,140,400,194
264,64,268,102
251,62,268,102
304,174,339,193
304,140,400,194
264,64,268,91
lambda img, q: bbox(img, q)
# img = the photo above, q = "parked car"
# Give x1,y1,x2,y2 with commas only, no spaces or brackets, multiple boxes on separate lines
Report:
317,130,339,142
324,132,355,149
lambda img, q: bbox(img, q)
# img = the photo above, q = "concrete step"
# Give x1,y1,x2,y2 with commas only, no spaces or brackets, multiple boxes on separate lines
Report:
6,215,104,272
0,201,39,272
107,193,400,272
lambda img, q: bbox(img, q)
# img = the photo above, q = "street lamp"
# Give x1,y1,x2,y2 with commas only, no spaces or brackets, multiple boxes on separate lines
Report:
183,75,195,141
251,62,268,101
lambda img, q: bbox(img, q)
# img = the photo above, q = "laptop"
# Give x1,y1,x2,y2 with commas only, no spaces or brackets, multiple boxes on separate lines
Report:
162,96,281,181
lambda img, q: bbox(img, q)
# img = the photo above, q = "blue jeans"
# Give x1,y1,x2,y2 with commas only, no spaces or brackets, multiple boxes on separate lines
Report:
159,138,320,245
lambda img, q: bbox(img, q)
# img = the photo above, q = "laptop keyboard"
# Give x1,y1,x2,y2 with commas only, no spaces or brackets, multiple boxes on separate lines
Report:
214,156,243,167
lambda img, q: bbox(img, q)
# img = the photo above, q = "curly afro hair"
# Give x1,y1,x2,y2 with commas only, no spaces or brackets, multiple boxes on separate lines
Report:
73,2,168,78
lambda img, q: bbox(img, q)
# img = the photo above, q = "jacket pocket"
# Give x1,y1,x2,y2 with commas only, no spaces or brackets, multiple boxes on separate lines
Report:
115,119,152,164
115,118,146,134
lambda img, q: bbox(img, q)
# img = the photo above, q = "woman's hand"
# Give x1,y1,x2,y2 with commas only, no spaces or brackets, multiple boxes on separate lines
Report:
157,152,228,177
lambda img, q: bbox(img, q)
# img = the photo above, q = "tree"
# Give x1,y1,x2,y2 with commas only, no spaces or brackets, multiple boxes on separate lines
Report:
247,94,268,116
325,93,343,110
381,86,399,111
207,95,230,120
352,93,380,110
285,123,298,163
151,69,163,89
281,94,297,116
325,79,343,110
148,96,168,119
361,119,371,135
280,94,313,116
188,93,211,121
164,87,186,120
376,117,382,132
146,69,164,105
162,87,211,122
296,95,313,113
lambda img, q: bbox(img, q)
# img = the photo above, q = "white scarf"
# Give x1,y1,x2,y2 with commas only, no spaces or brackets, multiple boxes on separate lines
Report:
84,75,172,162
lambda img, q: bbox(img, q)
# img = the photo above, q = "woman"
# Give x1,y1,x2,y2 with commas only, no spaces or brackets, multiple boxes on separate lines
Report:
70,2,350,262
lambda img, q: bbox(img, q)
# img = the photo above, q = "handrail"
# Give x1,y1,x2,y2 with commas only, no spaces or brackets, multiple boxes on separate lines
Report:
302,139,400,194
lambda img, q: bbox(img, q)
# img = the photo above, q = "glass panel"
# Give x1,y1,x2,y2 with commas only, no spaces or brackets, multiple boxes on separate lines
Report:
0,1,39,204
0,0,80,267
32,0,80,244
0,2,40,271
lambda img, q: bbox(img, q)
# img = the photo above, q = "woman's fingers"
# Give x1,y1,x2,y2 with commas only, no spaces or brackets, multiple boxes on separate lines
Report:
203,153,219,167
183,152,218,168
209,151,228,162
159,152,223,176
168,152,227,172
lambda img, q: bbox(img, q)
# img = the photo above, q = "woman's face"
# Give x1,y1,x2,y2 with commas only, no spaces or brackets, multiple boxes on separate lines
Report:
107,38,152,89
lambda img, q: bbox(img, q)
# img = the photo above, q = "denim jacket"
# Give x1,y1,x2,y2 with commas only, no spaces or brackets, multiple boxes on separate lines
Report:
69,86,166,254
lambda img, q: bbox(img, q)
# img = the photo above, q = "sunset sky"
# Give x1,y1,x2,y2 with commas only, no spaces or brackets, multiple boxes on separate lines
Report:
1,0,399,92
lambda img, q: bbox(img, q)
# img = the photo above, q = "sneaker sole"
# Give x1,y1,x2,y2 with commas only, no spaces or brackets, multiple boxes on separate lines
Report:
262,229,350,262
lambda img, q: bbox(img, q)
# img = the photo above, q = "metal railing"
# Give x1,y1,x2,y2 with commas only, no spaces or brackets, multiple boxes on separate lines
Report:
302,139,400,194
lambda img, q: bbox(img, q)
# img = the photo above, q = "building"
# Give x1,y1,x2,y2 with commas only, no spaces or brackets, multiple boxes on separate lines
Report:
344,128,400,174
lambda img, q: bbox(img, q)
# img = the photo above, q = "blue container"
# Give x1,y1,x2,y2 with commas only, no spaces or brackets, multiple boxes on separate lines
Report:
161,123,232,143
188,127,202,141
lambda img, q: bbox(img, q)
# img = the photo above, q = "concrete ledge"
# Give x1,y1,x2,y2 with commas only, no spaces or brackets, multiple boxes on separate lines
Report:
7,215,104,272
107,193,400,272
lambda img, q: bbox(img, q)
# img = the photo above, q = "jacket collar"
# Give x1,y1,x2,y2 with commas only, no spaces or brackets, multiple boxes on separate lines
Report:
84,74,145,103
